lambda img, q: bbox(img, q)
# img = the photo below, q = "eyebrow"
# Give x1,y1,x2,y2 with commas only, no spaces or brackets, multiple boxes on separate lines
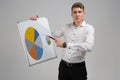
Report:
73,11,82,13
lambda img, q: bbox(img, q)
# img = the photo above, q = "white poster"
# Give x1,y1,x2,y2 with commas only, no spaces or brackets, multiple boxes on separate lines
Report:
17,17,57,66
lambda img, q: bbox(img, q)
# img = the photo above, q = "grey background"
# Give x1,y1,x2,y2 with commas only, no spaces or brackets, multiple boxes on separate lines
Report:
0,0,120,80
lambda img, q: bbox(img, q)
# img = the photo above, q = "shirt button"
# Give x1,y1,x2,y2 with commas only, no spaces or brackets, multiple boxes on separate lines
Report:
77,49,79,51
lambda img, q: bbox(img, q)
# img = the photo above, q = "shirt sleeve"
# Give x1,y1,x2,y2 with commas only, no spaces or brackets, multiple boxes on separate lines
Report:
67,26,95,52
52,26,64,38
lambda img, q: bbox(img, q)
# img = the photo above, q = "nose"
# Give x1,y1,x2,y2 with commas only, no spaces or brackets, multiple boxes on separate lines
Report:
76,12,80,16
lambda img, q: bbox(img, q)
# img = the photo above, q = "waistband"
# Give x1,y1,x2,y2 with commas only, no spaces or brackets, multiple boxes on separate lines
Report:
61,60,85,67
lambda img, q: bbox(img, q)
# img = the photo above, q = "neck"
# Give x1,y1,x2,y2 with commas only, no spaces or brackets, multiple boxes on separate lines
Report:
73,20,83,27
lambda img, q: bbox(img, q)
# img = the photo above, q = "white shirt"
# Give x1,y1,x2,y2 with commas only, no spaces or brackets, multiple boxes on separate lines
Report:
52,21,95,63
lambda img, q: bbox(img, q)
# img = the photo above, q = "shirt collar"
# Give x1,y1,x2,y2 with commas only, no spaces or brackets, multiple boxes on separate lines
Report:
81,20,86,27
71,20,86,29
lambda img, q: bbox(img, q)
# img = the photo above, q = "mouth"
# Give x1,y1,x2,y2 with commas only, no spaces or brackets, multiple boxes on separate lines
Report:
76,18,80,20
76,16,80,19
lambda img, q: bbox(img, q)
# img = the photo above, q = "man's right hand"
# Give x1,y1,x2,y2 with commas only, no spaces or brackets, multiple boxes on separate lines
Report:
29,15,38,20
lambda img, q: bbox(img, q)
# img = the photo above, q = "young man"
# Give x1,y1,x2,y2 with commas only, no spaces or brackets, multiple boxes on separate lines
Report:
30,2,94,80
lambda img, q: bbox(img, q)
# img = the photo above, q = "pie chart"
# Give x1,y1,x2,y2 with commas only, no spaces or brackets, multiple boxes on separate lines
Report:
25,27,43,60
46,36,51,45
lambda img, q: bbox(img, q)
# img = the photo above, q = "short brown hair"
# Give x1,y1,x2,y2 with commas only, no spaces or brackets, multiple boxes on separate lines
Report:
71,2,85,11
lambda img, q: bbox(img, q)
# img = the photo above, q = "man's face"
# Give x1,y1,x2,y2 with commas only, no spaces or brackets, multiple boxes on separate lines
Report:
71,7,85,23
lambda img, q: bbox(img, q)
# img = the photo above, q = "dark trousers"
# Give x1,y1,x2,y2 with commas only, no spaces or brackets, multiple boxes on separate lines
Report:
58,60,87,80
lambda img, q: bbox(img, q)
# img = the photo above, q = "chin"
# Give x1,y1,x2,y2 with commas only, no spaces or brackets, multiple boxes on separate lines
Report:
76,20,81,22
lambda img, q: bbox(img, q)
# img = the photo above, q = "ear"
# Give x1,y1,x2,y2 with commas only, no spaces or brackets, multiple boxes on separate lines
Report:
71,11,73,17
71,11,72,16
83,11,85,16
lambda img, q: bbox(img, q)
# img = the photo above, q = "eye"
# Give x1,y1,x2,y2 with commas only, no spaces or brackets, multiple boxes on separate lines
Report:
73,11,82,14
78,11,82,13
73,11,77,14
